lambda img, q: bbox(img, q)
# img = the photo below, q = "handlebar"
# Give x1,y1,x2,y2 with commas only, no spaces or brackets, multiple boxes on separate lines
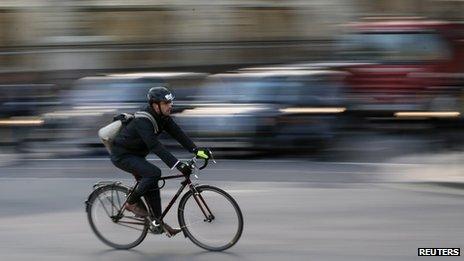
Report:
187,151,216,172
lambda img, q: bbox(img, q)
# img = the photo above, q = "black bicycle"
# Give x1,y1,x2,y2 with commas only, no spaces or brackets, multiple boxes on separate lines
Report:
85,156,243,251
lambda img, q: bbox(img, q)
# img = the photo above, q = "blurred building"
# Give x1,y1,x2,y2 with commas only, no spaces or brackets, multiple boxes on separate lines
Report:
1,0,464,157
0,0,463,73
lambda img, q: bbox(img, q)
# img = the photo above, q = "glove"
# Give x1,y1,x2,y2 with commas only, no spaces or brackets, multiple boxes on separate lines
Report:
176,162,192,176
194,147,212,160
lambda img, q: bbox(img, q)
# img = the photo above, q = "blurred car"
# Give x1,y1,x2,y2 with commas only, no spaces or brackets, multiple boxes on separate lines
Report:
337,18,464,122
173,69,347,152
0,84,58,148
39,72,209,154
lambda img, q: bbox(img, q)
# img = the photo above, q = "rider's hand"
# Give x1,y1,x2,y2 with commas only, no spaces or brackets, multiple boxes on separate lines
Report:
194,147,212,160
176,162,192,176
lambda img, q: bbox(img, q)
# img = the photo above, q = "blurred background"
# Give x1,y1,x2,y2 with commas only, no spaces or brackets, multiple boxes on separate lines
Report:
1,2,464,260
1,0,464,160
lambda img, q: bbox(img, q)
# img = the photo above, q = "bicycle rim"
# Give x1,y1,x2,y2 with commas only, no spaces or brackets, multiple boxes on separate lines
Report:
178,185,243,251
87,185,149,249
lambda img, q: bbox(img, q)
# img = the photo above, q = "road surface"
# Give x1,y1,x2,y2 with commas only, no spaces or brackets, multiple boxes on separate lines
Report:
0,157,463,260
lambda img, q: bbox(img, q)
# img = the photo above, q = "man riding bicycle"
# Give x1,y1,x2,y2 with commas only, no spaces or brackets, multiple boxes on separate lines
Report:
110,86,211,237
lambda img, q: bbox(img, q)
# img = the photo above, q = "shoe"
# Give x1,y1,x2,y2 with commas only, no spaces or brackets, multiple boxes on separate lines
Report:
162,222,182,237
150,219,182,237
124,202,148,217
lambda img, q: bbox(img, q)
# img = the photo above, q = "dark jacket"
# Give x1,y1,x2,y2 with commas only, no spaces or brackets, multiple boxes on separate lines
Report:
111,105,196,168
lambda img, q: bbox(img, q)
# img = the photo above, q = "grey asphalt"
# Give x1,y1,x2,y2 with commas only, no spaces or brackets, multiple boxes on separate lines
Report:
0,157,463,260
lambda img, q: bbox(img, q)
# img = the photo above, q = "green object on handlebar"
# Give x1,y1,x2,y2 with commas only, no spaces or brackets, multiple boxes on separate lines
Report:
196,150,209,159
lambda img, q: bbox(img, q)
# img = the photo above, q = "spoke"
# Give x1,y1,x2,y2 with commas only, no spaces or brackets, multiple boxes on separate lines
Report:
97,196,112,218
122,216,146,222
178,211,209,229
180,220,204,230
111,189,115,215
103,191,122,214
117,220,147,226
116,189,122,209
96,191,124,218
180,215,233,229
114,221,146,232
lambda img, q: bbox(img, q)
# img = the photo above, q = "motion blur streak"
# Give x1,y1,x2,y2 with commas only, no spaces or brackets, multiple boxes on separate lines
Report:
176,106,266,117
279,107,347,114
394,112,461,118
0,118,44,126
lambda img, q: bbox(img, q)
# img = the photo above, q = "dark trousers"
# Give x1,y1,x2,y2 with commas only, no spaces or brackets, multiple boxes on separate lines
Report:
111,154,162,218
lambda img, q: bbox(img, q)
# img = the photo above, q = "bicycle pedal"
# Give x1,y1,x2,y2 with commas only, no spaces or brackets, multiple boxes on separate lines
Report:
163,227,182,238
163,227,173,238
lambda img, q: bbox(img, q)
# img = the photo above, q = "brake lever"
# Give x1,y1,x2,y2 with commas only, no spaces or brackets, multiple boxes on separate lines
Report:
190,158,199,179
210,151,216,164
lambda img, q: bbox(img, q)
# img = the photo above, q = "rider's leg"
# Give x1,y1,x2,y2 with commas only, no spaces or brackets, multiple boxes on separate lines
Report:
143,188,161,218
111,155,161,214
111,155,180,236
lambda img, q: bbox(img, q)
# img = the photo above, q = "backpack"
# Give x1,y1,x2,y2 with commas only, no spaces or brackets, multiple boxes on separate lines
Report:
98,111,158,154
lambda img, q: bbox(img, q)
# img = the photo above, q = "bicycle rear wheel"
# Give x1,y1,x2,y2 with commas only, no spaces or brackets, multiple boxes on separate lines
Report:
86,184,149,249
178,185,243,251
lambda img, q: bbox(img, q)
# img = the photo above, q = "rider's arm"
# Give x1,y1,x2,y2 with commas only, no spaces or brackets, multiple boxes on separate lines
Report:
163,117,197,153
134,117,180,169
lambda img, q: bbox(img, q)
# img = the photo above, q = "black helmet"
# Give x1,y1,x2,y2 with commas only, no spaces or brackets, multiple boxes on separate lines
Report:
147,86,175,104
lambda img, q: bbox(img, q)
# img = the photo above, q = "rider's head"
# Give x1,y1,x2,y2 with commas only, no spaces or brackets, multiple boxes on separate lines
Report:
147,86,174,116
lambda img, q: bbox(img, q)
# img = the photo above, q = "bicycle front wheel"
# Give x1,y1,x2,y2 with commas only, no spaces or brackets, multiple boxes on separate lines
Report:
178,185,243,251
86,184,149,249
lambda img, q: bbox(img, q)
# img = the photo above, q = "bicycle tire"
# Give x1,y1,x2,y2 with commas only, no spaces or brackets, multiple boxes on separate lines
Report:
178,185,243,251
87,184,149,249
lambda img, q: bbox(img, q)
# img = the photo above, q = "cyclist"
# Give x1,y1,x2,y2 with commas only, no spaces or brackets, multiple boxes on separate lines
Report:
110,86,211,237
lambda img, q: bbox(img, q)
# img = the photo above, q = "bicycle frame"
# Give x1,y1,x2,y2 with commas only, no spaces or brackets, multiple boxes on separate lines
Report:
159,174,214,221
114,169,214,225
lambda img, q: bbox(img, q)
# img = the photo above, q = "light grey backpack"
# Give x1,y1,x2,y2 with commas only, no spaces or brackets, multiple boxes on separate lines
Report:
98,111,158,153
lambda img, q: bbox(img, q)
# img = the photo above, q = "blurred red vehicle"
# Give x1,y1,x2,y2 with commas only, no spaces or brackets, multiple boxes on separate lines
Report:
338,18,464,120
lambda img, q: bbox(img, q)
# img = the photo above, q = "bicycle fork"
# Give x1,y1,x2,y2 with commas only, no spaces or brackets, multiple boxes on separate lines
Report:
189,184,215,222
